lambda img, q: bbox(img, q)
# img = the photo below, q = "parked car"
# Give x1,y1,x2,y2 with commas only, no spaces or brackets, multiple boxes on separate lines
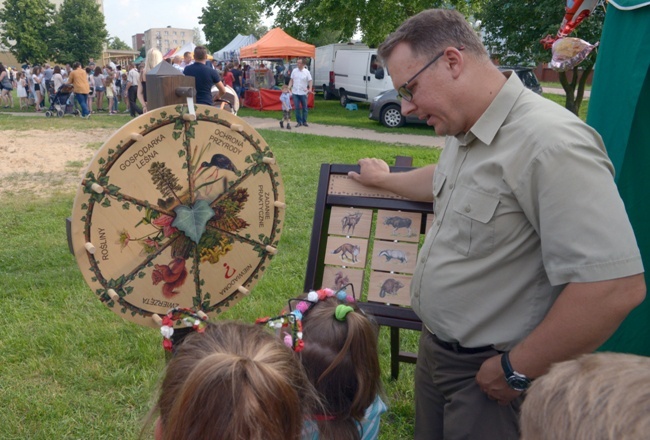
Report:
369,66,543,128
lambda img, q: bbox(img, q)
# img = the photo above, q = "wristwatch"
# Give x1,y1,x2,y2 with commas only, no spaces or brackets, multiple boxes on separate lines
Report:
501,351,531,391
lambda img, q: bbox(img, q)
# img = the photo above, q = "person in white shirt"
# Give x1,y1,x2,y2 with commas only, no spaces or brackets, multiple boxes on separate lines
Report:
125,62,142,117
288,58,313,127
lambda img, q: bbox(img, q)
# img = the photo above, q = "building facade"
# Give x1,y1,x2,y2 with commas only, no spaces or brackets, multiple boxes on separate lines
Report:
143,27,194,55
132,33,145,51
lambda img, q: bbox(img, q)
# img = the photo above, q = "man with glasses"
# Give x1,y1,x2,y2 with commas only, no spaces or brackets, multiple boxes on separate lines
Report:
349,8,644,439
288,58,313,127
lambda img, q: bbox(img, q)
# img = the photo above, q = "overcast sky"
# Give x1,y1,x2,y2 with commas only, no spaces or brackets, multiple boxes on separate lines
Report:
104,0,274,48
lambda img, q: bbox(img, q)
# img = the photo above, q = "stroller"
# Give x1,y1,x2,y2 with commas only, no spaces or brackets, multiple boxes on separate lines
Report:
45,84,80,118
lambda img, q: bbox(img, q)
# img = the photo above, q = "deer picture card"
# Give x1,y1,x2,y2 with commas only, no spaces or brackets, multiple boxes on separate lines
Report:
371,240,419,274
327,207,373,238
323,236,368,269
321,266,364,296
367,271,412,306
375,210,422,242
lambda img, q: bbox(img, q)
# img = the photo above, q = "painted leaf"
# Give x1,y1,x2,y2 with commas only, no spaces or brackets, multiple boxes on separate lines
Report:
172,200,216,244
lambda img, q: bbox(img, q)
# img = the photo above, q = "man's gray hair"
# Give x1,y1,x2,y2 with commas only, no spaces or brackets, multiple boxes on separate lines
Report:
378,9,487,64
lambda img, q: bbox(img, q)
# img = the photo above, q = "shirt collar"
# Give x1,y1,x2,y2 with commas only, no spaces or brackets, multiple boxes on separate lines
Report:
455,71,524,147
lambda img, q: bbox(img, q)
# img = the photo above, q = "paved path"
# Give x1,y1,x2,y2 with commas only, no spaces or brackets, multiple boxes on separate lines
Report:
545,87,590,98
242,116,443,148
0,111,444,148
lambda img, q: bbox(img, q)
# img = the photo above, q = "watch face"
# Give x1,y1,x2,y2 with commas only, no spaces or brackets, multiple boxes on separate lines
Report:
507,375,531,391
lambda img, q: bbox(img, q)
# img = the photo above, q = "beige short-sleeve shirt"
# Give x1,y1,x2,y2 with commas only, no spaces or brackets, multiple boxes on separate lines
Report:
410,73,643,350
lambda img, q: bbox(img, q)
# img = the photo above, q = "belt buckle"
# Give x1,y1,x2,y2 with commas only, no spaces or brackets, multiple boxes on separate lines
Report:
449,341,462,353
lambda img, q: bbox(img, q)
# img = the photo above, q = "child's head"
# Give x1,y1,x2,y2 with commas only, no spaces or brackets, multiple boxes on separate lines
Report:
299,293,381,439
152,318,316,440
520,352,650,440
282,85,289,93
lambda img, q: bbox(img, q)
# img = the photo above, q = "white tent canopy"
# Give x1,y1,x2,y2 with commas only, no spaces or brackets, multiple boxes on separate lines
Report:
213,34,257,61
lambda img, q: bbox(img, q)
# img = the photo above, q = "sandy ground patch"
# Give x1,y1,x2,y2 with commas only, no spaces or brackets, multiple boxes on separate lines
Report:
0,129,114,197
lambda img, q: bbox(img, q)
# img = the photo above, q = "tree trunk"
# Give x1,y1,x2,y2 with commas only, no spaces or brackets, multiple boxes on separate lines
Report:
559,66,593,116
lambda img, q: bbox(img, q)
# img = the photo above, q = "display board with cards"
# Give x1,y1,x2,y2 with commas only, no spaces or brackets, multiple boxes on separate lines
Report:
304,161,434,378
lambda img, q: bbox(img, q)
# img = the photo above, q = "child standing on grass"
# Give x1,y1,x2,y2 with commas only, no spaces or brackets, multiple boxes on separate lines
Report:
279,84,292,130
146,311,319,440
105,76,116,115
16,72,28,109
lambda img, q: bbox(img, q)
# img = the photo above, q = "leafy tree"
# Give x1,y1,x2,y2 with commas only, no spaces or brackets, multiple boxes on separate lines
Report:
107,36,131,51
50,0,108,65
478,0,604,115
200,0,263,52
0,0,55,64
193,26,204,46
263,0,478,47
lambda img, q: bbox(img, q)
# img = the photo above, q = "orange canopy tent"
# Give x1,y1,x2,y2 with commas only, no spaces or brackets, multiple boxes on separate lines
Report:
240,28,315,59
240,28,315,111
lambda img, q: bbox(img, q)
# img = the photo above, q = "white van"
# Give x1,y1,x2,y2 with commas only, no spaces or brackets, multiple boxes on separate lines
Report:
333,49,393,106
311,43,369,100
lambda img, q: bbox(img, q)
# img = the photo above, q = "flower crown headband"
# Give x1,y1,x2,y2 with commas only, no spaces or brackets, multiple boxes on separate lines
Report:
255,284,357,352
158,307,209,352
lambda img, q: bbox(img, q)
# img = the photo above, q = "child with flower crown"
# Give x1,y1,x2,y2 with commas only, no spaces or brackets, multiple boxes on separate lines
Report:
145,311,319,440
259,288,386,440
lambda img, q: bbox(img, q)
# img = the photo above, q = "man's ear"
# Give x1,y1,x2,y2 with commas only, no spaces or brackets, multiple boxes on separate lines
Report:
444,47,464,80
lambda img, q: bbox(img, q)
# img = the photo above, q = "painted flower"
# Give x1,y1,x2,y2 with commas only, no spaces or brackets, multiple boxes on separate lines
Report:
152,214,178,238
116,229,131,250
141,238,161,256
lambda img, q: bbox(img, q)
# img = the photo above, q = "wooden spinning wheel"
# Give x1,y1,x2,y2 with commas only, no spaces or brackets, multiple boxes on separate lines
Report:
70,105,285,327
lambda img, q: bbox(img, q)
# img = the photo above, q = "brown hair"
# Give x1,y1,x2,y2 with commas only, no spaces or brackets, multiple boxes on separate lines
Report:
378,9,487,64
150,321,316,440
193,46,208,61
300,298,382,440
520,352,650,440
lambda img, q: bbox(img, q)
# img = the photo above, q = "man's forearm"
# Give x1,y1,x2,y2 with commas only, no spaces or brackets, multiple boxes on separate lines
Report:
511,273,646,379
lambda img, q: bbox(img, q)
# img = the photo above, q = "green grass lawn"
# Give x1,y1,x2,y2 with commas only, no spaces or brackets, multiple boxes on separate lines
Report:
0,123,437,440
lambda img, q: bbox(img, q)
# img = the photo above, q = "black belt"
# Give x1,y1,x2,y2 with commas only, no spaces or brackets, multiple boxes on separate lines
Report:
430,332,495,354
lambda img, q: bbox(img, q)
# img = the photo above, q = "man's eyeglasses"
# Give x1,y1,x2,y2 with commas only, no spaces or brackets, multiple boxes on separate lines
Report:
397,46,464,102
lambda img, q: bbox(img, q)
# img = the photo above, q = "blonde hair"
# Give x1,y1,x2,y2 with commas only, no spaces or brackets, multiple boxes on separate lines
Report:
145,48,163,72
521,352,650,440
149,321,317,440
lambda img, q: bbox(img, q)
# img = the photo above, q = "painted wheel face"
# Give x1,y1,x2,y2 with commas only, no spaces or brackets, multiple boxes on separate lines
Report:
71,105,285,327
381,105,404,128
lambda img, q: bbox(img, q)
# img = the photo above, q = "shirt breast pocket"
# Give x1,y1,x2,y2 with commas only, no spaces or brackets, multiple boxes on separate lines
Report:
452,188,499,257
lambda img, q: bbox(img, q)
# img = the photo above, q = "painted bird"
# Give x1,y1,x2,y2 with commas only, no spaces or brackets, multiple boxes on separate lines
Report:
199,154,238,180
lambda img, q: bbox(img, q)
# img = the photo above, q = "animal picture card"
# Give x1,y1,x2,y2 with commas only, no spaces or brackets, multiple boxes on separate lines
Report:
367,271,412,306
323,236,368,269
328,207,373,238
371,240,419,274
375,210,422,242
321,266,364,297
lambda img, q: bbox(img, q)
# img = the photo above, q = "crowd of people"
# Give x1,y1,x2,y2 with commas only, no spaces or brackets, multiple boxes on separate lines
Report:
1,43,310,121
0,60,133,116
